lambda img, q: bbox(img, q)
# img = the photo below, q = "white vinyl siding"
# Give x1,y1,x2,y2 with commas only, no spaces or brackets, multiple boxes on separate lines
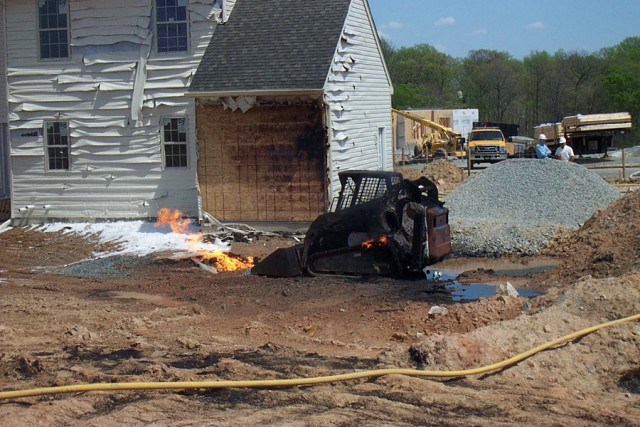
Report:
324,0,393,200
0,0,7,123
6,0,222,222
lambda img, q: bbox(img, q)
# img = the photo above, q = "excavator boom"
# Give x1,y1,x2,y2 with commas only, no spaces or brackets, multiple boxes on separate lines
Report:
392,108,466,158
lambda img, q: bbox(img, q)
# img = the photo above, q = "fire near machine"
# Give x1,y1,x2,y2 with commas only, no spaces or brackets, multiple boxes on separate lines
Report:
251,171,451,278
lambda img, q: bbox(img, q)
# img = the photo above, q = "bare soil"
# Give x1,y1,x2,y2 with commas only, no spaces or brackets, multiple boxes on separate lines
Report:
399,160,467,194
0,192,638,426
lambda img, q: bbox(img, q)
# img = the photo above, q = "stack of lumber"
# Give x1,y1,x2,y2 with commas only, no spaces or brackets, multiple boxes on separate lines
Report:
534,123,563,140
563,112,632,132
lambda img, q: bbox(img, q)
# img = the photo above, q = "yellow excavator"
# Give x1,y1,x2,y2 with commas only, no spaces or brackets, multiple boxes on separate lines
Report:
392,108,467,159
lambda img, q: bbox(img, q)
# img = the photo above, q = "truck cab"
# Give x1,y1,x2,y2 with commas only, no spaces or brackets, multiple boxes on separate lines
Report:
467,127,508,167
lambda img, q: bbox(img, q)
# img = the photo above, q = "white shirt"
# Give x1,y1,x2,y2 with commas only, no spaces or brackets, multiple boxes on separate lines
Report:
555,144,574,161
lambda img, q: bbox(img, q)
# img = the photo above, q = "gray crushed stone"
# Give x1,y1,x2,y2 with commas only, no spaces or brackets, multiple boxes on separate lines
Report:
57,254,158,278
444,159,622,257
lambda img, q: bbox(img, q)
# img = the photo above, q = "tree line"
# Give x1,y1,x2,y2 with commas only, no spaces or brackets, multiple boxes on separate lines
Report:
380,36,640,142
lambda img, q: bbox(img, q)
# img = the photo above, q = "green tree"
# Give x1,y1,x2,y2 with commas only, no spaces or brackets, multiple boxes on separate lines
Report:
523,51,551,127
385,44,459,108
461,49,522,122
602,37,640,132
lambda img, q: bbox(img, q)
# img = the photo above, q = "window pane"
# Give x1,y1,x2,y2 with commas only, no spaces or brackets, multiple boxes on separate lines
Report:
166,7,176,21
45,121,70,170
177,35,187,51
177,7,186,21
50,45,60,60
156,0,187,53
41,45,51,59
167,23,177,37
162,118,187,167
39,0,68,60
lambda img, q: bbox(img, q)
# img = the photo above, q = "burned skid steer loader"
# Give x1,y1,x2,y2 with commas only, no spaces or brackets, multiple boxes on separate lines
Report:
251,171,452,278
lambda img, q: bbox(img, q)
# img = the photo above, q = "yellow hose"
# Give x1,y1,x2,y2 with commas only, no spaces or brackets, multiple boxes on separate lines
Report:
1,313,638,401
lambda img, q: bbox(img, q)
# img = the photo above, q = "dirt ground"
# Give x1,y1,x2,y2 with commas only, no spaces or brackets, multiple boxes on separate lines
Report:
0,189,639,426
398,160,467,194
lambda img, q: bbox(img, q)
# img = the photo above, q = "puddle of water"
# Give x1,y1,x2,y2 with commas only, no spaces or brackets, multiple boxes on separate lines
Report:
428,257,559,281
417,257,551,302
446,281,540,302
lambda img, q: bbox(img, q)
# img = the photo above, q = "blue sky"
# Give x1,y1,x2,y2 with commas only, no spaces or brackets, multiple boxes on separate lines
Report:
367,0,640,59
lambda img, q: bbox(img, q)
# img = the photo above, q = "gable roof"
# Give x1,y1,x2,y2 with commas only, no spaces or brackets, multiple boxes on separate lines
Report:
188,0,352,96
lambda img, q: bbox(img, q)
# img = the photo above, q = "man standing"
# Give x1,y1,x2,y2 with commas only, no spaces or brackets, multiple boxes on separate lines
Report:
554,137,575,161
535,134,552,159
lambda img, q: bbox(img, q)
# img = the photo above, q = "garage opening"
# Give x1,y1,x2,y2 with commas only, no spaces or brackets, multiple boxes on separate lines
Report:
197,101,327,222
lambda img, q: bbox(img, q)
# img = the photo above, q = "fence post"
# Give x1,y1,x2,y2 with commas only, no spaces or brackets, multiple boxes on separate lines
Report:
622,148,626,180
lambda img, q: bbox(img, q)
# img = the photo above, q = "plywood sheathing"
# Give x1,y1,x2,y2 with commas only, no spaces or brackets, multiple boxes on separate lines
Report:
197,103,327,222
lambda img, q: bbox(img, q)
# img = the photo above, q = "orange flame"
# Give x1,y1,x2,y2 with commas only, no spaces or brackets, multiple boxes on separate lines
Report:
361,235,388,249
154,208,254,271
198,250,254,272
154,208,192,234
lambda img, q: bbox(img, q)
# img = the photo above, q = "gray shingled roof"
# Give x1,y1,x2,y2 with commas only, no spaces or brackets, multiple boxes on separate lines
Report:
188,0,352,95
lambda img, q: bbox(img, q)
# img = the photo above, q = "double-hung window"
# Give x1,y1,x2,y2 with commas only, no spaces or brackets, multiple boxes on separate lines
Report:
45,121,70,171
156,0,188,53
38,0,69,60
162,118,188,168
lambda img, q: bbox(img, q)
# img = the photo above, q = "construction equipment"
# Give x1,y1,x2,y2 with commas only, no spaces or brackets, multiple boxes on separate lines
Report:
392,109,467,159
251,170,451,278
534,112,632,156
467,125,508,167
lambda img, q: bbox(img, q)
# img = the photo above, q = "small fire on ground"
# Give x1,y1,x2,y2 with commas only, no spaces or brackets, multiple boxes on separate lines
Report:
154,208,254,272
361,235,388,249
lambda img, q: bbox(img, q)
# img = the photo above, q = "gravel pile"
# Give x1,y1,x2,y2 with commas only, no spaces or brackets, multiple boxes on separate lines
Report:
444,159,622,257
57,255,157,278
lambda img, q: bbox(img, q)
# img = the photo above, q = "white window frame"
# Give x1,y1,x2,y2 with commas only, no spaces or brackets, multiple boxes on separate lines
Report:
37,0,70,61
44,121,70,171
161,117,189,168
154,0,190,54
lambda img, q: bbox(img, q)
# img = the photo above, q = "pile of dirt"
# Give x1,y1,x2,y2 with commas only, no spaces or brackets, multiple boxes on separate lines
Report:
398,159,466,193
539,189,640,286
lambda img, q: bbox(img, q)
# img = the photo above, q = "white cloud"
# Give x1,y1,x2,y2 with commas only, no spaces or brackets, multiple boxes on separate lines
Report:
379,20,403,39
377,29,390,40
473,28,488,35
435,16,455,26
385,21,403,30
528,21,545,30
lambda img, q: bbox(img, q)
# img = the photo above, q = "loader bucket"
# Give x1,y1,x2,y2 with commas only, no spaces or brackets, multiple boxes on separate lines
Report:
251,244,305,277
